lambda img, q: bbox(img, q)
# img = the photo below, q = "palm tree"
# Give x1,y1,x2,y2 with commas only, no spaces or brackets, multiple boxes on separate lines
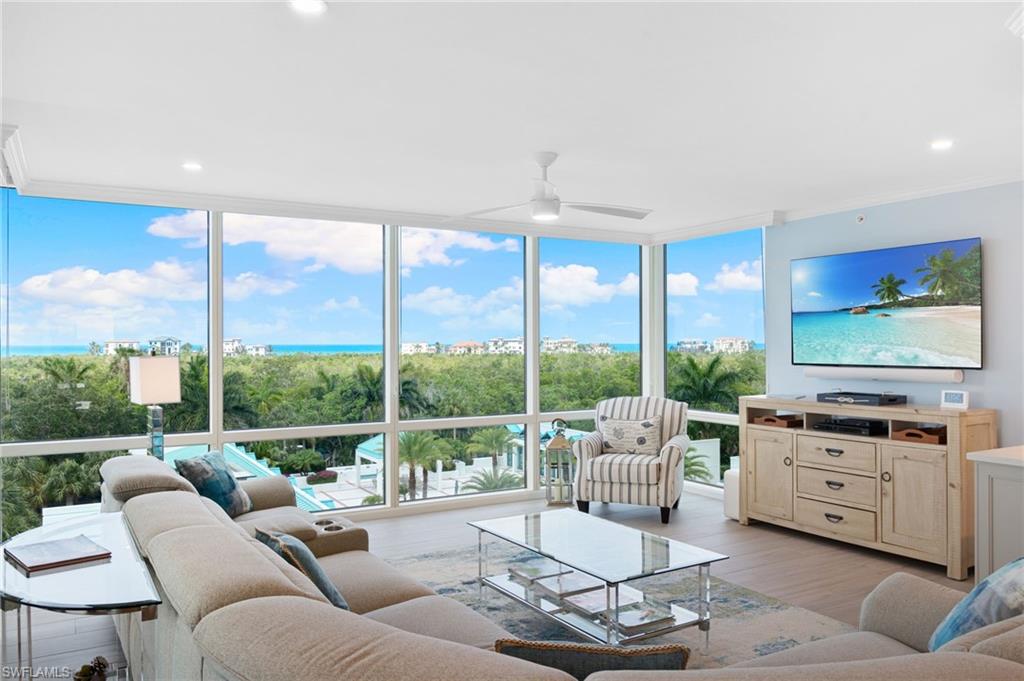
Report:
110,346,142,385
223,371,257,428
42,458,94,505
248,374,284,418
4,457,50,509
40,357,91,387
283,449,324,475
313,367,340,400
915,248,958,299
466,427,515,474
398,431,451,500
683,447,712,482
167,355,207,431
871,273,907,305
351,365,426,420
461,469,523,492
668,355,742,411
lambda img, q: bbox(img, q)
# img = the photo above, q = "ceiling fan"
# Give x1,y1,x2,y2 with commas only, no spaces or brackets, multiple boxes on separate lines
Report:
452,152,652,223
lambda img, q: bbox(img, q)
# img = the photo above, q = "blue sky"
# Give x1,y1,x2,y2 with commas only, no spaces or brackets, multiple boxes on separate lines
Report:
791,238,980,313
666,228,765,344
2,190,766,346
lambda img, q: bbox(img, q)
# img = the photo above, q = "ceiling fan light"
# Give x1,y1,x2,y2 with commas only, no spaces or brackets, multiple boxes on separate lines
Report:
531,198,560,221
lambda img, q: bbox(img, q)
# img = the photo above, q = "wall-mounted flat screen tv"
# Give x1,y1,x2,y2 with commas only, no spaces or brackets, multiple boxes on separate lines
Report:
791,237,982,369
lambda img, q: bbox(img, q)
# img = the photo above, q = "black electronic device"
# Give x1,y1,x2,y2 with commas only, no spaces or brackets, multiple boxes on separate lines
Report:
812,417,888,437
816,391,907,406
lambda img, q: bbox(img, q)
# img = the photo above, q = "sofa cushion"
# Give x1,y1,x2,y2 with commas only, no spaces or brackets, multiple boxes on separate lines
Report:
101,454,196,502
193,596,575,681
929,556,1024,650
969,621,1024,665
496,639,689,681
123,490,223,557
728,631,918,668
174,451,253,517
234,506,318,542
237,475,297,511
365,595,511,649
318,550,435,614
146,525,319,628
938,613,1024,652
254,529,349,610
601,417,662,456
587,453,661,484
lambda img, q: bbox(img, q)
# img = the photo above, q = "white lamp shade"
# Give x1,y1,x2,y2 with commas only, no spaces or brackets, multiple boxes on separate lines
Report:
129,356,182,405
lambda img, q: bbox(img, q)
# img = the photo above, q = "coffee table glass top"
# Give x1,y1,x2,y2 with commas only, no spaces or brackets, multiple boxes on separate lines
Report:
469,509,728,584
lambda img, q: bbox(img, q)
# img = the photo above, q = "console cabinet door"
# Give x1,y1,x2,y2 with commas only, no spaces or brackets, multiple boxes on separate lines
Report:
746,430,794,520
880,445,947,556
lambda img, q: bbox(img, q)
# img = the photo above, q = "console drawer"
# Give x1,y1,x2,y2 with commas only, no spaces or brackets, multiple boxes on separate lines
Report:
797,466,876,508
795,497,876,542
797,435,876,473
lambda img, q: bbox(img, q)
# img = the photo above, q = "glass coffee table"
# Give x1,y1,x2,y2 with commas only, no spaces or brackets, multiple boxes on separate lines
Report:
469,509,728,646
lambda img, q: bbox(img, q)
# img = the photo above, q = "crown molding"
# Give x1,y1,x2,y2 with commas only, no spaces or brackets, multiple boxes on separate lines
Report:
1,127,28,188
777,174,1023,224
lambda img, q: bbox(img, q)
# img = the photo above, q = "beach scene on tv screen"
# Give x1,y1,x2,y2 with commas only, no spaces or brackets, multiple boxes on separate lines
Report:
791,238,982,368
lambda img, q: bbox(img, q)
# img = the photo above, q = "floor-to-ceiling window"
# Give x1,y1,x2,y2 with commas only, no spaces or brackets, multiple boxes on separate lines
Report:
538,238,641,412
665,228,766,485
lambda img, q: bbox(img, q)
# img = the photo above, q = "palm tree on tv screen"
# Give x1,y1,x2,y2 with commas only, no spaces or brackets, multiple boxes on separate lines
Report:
915,248,959,298
871,273,907,305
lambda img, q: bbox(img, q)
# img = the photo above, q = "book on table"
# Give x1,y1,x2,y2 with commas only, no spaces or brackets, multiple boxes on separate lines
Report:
533,571,604,599
3,534,111,575
563,584,644,616
507,557,573,586
605,602,675,635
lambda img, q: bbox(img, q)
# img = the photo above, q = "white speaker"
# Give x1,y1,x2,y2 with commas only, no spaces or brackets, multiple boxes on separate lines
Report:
803,366,965,384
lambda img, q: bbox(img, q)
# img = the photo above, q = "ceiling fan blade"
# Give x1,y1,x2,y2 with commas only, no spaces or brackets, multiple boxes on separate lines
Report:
562,202,652,220
443,202,529,222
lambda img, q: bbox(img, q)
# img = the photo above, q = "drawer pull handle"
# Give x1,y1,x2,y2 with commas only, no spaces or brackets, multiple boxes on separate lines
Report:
824,447,844,457
824,512,844,523
881,471,892,483
825,480,845,490
783,456,793,467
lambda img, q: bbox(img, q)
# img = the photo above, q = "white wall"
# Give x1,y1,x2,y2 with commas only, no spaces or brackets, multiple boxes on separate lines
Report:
764,181,1023,446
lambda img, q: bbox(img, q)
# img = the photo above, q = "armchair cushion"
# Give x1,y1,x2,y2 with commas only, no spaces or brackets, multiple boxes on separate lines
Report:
587,454,660,484
602,417,662,455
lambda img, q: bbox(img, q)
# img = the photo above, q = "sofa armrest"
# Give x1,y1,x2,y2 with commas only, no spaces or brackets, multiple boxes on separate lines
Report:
858,572,964,652
573,431,605,501
238,476,297,511
656,434,690,507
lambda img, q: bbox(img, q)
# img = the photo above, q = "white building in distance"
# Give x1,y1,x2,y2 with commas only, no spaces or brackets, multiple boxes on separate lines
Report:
542,337,579,353
401,342,438,355
148,336,182,356
449,341,485,355
104,340,140,356
245,344,271,357
223,338,245,356
487,337,525,354
675,338,711,353
713,337,755,354
582,342,613,355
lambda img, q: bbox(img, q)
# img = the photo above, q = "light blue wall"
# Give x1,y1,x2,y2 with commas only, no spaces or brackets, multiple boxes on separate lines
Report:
764,181,1023,446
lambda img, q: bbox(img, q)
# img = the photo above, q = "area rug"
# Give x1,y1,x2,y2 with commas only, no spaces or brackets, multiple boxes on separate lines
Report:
390,544,854,669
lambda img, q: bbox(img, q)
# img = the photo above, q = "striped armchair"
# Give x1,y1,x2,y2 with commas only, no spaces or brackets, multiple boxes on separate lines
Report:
572,397,690,524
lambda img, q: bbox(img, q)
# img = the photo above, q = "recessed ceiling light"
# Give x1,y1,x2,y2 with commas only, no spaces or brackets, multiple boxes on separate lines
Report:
182,161,203,172
930,139,954,151
290,0,327,15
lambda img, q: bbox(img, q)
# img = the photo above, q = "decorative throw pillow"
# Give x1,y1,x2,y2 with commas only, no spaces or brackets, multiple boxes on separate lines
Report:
254,528,349,610
601,416,662,455
173,451,252,517
929,556,1024,651
495,639,688,680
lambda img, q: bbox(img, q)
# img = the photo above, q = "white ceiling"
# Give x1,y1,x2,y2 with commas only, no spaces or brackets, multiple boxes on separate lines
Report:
2,1,1021,240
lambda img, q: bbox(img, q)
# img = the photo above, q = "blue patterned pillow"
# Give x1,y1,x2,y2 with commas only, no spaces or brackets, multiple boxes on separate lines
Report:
173,451,252,517
929,556,1024,650
254,529,349,610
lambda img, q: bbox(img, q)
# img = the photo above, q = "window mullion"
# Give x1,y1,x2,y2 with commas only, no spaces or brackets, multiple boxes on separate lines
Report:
209,211,225,451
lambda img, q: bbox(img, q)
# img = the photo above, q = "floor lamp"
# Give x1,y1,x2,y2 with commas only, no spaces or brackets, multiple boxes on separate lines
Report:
129,355,181,460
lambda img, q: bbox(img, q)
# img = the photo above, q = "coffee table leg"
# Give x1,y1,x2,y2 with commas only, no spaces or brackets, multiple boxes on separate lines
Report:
477,529,483,598
698,563,711,650
604,584,611,644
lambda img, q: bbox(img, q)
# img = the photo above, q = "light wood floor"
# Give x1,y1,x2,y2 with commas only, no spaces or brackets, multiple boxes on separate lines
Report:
2,492,972,673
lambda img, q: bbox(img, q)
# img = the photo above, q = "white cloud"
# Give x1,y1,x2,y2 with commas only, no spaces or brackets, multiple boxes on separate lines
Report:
320,296,362,312
706,259,763,292
402,278,524,333
807,291,823,298
666,272,699,296
695,312,721,327
224,272,298,301
538,264,638,307
18,260,206,307
147,211,520,275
